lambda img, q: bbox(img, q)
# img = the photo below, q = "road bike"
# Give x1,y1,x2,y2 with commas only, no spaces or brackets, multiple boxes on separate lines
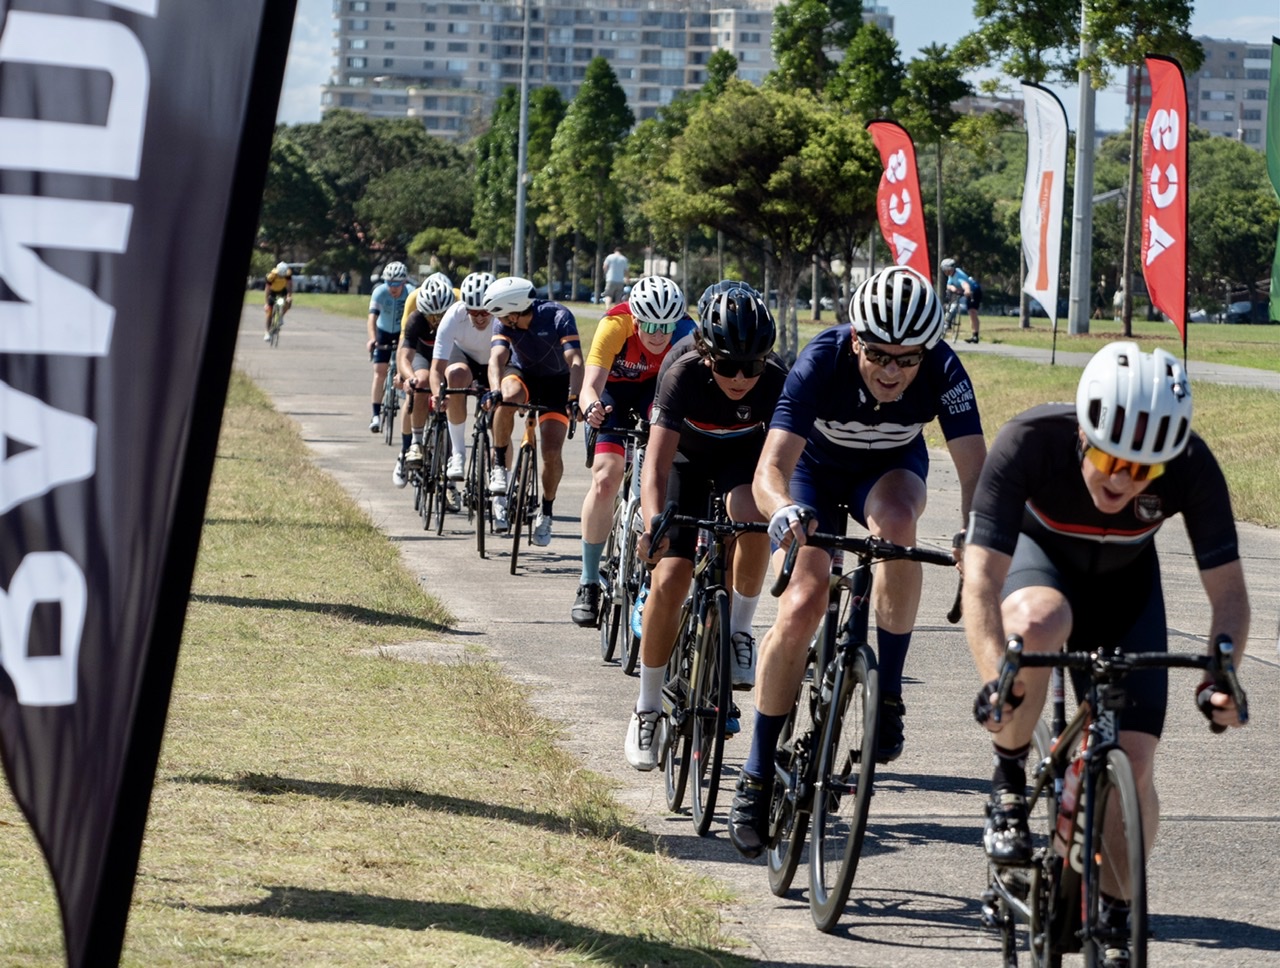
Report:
766,518,956,933
588,415,649,672
267,295,285,347
650,498,768,837
378,341,402,446
419,403,451,535
501,401,574,576
943,292,963,342
980,634,1248,967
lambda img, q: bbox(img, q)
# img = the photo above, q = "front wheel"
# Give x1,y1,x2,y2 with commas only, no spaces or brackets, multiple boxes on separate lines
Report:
690,589,730,837
767,644,818,897
598,499,623,662
431,421,449,535
469,430,489,559
809,643,879,933
508,446,535,575
1085,750,1147,968
663,602,695,814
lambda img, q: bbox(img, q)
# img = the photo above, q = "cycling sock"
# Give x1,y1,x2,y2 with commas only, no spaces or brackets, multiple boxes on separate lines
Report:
990,742,1030,795
743,710,788,780
730,590,760,639
412,429,424,445
541,498,554,518
373,402,381,417
637,663,665,714
1098,892,1131,934
449,420,466,457
401,434,412,454
581,540,605,584
495,445,508,467
875,627,912,696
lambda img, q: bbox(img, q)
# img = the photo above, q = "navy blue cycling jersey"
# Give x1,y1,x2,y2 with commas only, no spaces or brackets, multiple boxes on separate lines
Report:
492,299,580,377
771,324,982,472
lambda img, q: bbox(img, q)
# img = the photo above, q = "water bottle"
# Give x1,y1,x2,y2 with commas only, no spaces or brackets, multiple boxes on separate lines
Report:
1054,755,1084,857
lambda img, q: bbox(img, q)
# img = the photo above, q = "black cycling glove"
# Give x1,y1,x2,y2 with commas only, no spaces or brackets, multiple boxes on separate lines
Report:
974,677,1023,726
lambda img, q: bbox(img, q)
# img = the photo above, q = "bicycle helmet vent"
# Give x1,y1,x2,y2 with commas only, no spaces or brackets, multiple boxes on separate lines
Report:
850,264,943,348
1076,341,1192,463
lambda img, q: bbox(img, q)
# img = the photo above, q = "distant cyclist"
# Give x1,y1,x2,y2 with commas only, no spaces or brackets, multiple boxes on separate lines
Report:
263,261,293,341
481,276,584,544
571,275,695,628
430,271,497,482
366,261,411,432
941,257,983,344
392,273,455,488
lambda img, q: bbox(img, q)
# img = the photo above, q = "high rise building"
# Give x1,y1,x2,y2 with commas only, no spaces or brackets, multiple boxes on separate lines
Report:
322,0,780,140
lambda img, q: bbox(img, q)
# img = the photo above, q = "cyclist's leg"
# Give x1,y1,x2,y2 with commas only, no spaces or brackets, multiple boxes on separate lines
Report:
625,553,693,771
721,469,769,684
263,293,274,333
490,368,525,486
532,372,571,503
444,356,478,467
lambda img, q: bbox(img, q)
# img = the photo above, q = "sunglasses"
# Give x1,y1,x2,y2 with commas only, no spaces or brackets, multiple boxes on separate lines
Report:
1083,445,1165,482
466,309,490,318
638,320,677,335
859,343,924,369
711,357,767,378
386,281,405,288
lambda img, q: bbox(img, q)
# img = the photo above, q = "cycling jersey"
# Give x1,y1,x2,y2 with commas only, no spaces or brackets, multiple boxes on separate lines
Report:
947,267,982,308
586,305,697,383
368,282,409,336
967,403,1240,574
492,299,580,378
432,301,494,366
651,341,788,459
771,324,982,472
266,269,291,294
400,309,439,362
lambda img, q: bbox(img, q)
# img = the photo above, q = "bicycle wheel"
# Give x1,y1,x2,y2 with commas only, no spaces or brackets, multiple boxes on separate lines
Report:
508,447,534,575
690,588,731,837
767,643,818,897
270,303,283,346
809,642,879,933
620,506,644,676
469,427,489,558
382,377,397,446
431,421,449,536
1085,750,1147,968
598,499,623,662
663,602,695,813
1024,720,1062,968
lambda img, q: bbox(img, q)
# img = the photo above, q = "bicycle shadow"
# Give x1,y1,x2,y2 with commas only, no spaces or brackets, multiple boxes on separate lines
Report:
188,594,446,632
1149,912,1280,954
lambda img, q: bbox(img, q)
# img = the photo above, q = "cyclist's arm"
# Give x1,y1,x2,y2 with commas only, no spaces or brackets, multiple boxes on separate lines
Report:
487,340,510,392
962,543,1013,685
395,342,417,385
579,363,610,426
946,433,987,524
564,345,585,401
1200,559,1250,661
366,310,380,347
752,427,807,523
639,423,680,559
428,358,447,401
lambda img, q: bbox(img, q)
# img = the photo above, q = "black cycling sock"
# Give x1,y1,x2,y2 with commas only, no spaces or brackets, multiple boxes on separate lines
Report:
373,403,381,417
541,498,554,517
991,742,1031,795
495,445,508,467
1099,892,1131,934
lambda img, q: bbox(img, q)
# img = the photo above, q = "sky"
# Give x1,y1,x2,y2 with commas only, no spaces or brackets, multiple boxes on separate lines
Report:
276,0,1280,131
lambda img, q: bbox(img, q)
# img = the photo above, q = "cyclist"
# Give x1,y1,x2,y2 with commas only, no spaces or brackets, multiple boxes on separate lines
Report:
391,273,455,488
731,264,986,859
263,261,293,340
481,276,583,543
963,342,1249,966
430,271,497,483
571,275,696,628
624,284,784,772
366,261,411,432
941,257,983,344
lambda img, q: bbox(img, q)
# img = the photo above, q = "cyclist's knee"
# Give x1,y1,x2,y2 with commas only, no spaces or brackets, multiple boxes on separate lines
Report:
1002,587,1071,651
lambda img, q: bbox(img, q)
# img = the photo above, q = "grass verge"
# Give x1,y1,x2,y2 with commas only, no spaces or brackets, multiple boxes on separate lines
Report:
0,373,749,967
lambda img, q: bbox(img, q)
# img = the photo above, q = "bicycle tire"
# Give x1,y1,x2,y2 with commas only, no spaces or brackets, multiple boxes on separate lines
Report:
620,506,644,676
471,429,489,559
663,601,694,813
809,642,879,933
767,644,818,897
432,421,449,536
1022,719,1061,968
690,588,731,837
598,499,623,662
382,375,397,446
509,446,535,575
269,303,283,347
1085,749,1147,968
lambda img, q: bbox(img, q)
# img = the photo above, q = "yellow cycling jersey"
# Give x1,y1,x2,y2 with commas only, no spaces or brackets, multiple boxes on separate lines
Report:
266,269,292,293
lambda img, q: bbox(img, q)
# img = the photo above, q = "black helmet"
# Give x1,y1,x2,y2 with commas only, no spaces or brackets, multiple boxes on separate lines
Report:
696,279,757,323
699,286,776,362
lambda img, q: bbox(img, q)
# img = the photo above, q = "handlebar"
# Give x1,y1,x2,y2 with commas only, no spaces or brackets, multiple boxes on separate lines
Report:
648,501,768,558
769,530,955,597
584,414,650,468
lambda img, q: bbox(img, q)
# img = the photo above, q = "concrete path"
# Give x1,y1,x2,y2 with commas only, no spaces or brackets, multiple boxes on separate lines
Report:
235,305,1280,968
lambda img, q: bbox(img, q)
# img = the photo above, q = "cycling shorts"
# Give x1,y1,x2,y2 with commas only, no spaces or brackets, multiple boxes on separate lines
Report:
502,366,570,426
264,288,289,307
789,438,928,541
1003,534,1169,738
962,286,983,311
448,352,490,390
659,448,757,561
372,329,398,365
592,382,655,458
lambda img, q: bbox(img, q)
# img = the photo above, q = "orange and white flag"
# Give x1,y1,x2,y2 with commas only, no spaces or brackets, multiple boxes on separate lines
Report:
1020,84,1068,327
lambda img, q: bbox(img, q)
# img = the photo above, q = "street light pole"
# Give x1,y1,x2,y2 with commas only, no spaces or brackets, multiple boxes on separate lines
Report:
512,0,532,277
1068,1,1095,334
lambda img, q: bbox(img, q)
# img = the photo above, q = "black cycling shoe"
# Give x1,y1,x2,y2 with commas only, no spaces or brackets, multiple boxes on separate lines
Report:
728,771,773,859
876,694,906,764
571,583,601,628
984,790,1032,865
965,334,980,344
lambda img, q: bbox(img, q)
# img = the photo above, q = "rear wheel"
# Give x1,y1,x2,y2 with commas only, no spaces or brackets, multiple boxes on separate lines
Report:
663,602,694,813
767,643,818,896
598,499,623,662
620,505,644,676
469,429,489,559
382,376,398,446
809,643,879,933
431,421,449,535
690,589,731,837
508,446,536,575
1085,750,1147,968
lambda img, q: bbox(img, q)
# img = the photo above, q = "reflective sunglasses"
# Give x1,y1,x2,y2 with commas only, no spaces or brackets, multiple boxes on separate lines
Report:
1083,445,1165,482
466,308,490,318
711,357,767,378
859,343,924,369
638,320,677,335
386,280,406,288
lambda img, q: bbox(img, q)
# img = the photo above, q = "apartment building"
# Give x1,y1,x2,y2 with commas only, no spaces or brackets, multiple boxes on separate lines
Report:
1127,37,1271,151
322,0,780,140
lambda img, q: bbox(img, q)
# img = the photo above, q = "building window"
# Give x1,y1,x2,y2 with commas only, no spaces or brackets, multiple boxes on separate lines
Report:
347,56,367,67
447,41,467,52
384,40,394,49
1243,128,1262,143
1246,68,1270,80
350,0,368,9
425,22,435,31
383,58,394,67
386,1,396,9
1242,108,1263,120
350,38,367,49
384,20,395,30
423,40,434,50
350,19,368,29
740,32,761,43
1246,88,1268,100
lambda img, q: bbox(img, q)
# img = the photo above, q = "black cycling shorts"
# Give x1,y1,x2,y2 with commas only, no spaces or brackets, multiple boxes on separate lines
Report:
659,448,758,561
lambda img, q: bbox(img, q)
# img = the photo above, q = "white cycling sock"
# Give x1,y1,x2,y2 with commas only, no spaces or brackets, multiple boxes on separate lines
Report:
637,663,665,714
449,419,466,458
731,590,760,639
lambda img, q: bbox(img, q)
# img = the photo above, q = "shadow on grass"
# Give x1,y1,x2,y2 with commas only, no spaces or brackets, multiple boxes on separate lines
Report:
191,886,750,966
189,594,446,632
172,772,646,844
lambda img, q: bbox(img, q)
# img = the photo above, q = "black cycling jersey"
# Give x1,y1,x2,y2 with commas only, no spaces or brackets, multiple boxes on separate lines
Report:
968,403,1239,575
401,309,438,360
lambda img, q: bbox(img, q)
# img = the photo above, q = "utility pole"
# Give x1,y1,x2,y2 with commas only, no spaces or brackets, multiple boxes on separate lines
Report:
512,0,532,276
1068,1,1095,334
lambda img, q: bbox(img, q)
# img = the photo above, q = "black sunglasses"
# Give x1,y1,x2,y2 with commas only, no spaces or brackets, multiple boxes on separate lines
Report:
859,343,925,369
711,357,767,378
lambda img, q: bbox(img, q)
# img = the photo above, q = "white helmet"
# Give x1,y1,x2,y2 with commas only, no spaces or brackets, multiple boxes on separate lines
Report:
628,275,686,328
275,262,289,275
482,276,536,316
461,271,496,310
416,275,455,315
382,261,408,283
940,258,956,272
850,265,943,348
1076,342,1192,464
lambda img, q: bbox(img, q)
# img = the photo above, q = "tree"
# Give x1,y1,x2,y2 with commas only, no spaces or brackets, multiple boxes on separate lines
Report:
259,135,335,262
828,23,904,119
356,142,473,256
953,0,1079,89
1083,0,1203,334
535,58,633,296
769,0,866,94
408,227,480,280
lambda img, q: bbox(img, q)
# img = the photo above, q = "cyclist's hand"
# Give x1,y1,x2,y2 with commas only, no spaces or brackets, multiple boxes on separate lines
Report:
638,529,668,564
952,529,966,570
584,400,612,428
481,390,502,411
768,504,816,548
367,338,377,354
974,677,1024,732
1195,680,1244,732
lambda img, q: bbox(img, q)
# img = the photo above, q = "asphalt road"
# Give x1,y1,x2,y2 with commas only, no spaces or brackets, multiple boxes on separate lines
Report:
235,305,1280,968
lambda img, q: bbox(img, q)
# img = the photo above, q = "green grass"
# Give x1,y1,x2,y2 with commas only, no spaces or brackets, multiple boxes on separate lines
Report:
0,373,751,967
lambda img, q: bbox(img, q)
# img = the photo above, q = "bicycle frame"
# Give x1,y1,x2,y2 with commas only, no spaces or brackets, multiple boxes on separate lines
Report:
593,416,649,666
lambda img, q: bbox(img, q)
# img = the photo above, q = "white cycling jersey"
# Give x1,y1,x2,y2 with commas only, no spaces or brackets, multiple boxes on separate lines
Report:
432,301,495,365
